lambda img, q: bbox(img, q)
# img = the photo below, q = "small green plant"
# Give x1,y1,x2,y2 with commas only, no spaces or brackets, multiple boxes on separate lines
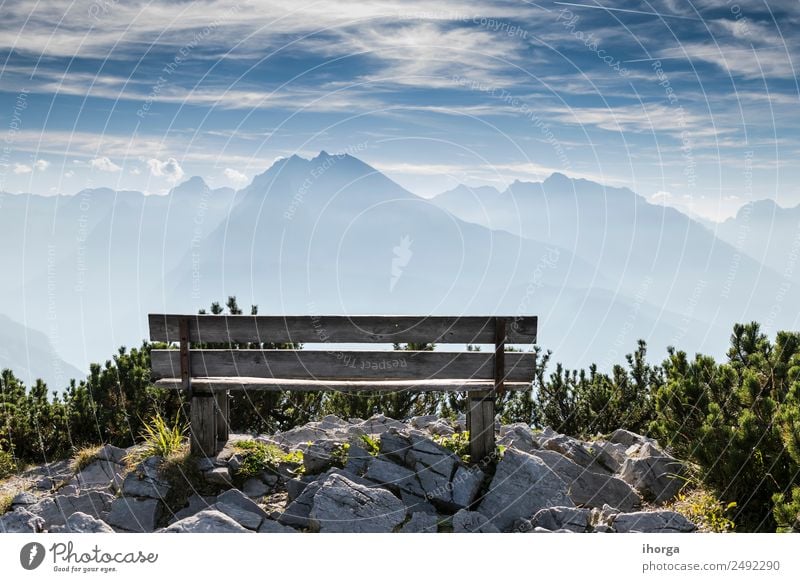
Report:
127,412,188,463
0,447,17,479
360,434,380,456
158,445,214,525
331,442,350,468
669,488,737,532
772,487,800,532
0,492,13,514
234,440,304,480
433,432,470,460
70,445,102,473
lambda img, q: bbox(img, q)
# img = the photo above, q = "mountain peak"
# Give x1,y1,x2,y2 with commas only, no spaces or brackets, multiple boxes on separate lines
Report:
170,176,210,197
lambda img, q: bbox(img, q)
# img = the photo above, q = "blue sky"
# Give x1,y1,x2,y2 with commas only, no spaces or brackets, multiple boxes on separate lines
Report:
0,0,798,220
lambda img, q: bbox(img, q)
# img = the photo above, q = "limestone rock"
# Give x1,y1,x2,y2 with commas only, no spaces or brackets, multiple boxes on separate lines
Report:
308,473,405,533
107,497,161,533
214,501,263,530
11,491,38,507
303,440,343,475
532,449,641,511
163,509,251,533
618,442,686,503
400,511,439,533
257,519,298,533
378,429,483,511
204,467,233,487
122,457,170,499
61,511,114,533
96,444,128,464
169,494,214,524
478,448,572,531
28,490,114,529
0,508,45,533
612,510,697,533
75,460,125,491
498,424,538,454
452,509,500,533
529,506,591,533
243,478,270,498
357,414,407,435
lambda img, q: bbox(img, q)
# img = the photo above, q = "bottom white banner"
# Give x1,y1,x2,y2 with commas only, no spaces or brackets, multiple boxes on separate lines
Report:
0,533,796,581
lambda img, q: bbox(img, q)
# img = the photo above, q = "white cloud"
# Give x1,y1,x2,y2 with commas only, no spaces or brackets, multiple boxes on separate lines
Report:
130,167,141,175
89,156,122,172
147,157,185,183
33,159,50,170
64,170,74,178
223,168,249,187
13,163,32,174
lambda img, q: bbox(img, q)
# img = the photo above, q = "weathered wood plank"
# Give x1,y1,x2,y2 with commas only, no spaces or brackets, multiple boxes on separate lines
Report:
468,391,495,464
494,317,506,398
151,349,535,381
148,314,537,344
155,378,532,393
190,395,218,456
214,391,229,443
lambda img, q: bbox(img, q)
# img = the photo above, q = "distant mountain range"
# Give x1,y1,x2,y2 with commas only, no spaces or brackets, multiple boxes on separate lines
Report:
1,152,798,384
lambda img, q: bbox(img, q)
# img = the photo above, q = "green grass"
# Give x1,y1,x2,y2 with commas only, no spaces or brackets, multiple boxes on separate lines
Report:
0,493,13,515
667,487,737,532
158,446,214,525
126,412,188,465
70,445,102,473
233,440,304,480
433,432,470,460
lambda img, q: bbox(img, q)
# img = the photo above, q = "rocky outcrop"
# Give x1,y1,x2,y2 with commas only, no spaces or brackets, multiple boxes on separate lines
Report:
1,416,696,534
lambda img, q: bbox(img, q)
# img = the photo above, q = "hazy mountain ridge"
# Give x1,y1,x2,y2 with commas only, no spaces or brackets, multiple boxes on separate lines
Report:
0,153,796,383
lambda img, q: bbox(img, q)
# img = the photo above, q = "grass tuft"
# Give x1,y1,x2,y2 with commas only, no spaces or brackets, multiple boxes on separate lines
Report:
70,445,102,473
126,412,187,465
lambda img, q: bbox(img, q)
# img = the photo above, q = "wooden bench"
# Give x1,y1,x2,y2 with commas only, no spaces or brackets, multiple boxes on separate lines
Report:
148,315,538,463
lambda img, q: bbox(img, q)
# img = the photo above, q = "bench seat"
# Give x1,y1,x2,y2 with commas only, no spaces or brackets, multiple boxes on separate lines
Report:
154,377,533,392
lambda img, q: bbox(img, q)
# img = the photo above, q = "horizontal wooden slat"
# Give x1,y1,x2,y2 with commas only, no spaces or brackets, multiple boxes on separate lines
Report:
151,349,535,382
148,314,537,344
154,378,532,393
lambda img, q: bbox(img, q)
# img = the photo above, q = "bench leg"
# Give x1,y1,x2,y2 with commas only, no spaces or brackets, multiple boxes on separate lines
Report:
468,391,495,464
214,390,230,445
190,393,218,457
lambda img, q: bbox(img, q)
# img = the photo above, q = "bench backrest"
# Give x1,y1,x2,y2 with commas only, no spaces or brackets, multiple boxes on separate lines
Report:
148,314,537,387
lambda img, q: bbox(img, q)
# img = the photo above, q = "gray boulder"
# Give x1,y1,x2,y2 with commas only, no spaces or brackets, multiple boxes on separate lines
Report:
0,508,45,533
303,440,344,474
11,491,38,507
242,478,270,498
308,474,405,533
28,490,114,529
122,457,170,499
204,467,233,487
163,509,251,533
498,424,538,454
258,519,298,533
378,429,483,511
60,511,114,533
358,414,407,435
344,442,372,475
612,510,697,533
478,448,573,531
96,444,128,464
618,442,686,503
214,502,263,530
532,449,641,511
272,425,329,448
452,509,500,533
609,428,655,448
74,460,125,491
400,512,439,533
169,495,214,524
529,506,591,533
541,434,616,474
107,497,161,533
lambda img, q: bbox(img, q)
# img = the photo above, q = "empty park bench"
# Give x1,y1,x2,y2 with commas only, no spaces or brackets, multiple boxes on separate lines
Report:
148,315,538,463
